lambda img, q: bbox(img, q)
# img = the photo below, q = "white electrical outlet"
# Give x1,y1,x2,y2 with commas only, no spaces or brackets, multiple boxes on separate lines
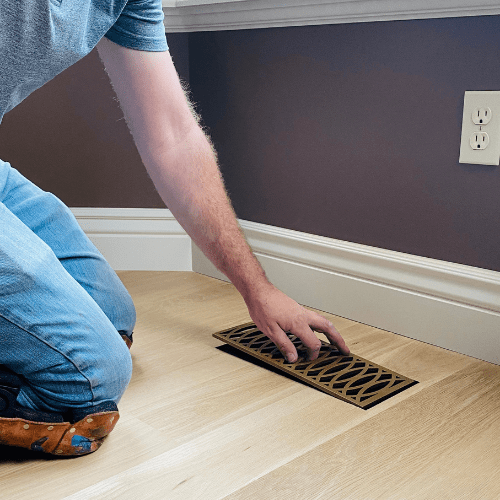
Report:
470,131,490,150
472,107,492,125
459,91,500,165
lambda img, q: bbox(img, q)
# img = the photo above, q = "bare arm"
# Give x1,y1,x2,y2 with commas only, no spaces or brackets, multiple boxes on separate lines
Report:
96,38,349,362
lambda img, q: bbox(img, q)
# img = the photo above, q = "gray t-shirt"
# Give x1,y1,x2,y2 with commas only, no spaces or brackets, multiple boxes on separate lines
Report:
0,0,169,124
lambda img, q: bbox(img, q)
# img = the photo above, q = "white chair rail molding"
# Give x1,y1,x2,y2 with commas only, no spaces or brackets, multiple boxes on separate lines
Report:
162,0,500,32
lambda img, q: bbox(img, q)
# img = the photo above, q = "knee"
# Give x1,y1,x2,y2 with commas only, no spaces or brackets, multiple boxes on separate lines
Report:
16,331,132,414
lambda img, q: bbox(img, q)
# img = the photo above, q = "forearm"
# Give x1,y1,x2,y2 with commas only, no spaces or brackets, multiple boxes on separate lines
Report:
96,39,349,361
138,123,270,301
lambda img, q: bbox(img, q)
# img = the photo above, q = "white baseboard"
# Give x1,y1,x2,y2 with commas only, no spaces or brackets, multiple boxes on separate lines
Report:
71,208,192,271
71,208,500,364
192,219,500,365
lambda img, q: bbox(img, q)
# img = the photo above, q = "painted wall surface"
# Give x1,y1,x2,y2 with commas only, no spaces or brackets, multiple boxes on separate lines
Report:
2,18,500,272
188,16,500,272
0,33,189,208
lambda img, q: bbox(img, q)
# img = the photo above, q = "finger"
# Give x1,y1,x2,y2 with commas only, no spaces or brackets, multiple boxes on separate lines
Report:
308,314,350,355
285,324,323,362
264,324,299,363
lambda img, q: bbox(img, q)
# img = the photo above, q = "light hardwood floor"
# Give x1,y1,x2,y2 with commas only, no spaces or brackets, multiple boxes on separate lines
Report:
1,271,499,500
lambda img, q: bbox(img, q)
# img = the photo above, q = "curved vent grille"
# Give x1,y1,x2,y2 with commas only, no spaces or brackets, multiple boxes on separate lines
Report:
213,322,417,409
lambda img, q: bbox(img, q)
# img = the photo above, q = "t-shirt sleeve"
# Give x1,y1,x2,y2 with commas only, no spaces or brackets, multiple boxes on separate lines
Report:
104,0,169,52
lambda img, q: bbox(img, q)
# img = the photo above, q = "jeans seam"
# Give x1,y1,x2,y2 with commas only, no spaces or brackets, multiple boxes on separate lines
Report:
0,313,97,405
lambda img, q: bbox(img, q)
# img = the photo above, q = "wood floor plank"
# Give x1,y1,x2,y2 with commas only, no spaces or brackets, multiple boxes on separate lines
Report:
0,272,491,500
222,361,500,500
0,413,174,500
58,353,475,500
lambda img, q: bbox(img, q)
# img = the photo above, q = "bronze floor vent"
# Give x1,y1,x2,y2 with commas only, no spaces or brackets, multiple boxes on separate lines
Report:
213,322,418,410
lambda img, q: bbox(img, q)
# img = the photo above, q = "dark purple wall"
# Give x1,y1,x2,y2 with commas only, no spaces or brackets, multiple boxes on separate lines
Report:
0,32,190,208
1,18,500,271
189,16,500,271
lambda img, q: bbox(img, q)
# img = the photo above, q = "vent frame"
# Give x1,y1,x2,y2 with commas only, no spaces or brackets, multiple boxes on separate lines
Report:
213,322,418,409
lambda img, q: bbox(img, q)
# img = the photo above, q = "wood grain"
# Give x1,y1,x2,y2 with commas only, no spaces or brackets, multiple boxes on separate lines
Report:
223,361,500,500
0,271,492,500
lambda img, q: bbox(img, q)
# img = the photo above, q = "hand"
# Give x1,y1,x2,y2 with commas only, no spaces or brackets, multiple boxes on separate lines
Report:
244,283,350,363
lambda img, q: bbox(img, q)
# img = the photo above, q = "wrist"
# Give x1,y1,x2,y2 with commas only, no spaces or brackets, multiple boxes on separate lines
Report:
236,273,274,307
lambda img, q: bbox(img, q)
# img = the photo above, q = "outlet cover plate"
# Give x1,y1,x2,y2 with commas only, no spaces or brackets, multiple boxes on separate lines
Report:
459,91,500,166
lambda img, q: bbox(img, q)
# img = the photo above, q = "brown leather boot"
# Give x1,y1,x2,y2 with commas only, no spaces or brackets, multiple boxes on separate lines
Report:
0,368,119,456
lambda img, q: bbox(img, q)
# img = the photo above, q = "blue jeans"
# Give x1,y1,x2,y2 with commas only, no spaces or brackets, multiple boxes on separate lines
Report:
0,159,134,414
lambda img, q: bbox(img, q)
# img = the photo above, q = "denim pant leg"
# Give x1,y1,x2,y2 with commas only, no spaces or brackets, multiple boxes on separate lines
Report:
0,160,133,413
0,164,136,339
